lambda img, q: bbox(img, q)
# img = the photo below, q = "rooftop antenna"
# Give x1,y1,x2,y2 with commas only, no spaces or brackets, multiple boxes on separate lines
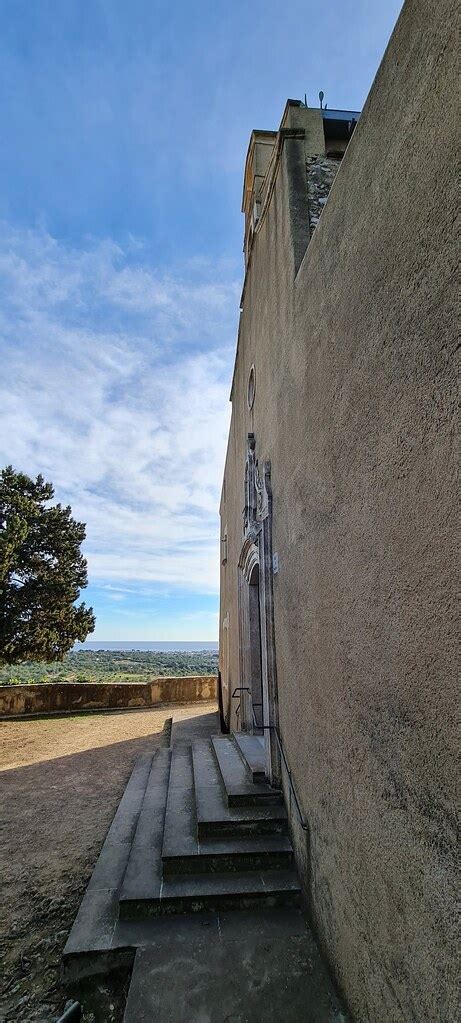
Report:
319,90,324,110
304,93,308,107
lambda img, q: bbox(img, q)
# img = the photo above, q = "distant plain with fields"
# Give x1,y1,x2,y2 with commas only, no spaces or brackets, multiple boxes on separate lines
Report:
0,649,219,686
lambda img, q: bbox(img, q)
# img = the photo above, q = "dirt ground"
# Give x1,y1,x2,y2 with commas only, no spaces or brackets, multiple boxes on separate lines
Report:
0,703,215,1022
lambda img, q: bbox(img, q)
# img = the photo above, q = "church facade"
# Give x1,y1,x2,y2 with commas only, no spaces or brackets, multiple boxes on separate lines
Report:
219,0,457,1019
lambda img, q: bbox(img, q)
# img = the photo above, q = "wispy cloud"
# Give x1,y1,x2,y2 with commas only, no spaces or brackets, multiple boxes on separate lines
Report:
0,223,238,600
0,0,404,641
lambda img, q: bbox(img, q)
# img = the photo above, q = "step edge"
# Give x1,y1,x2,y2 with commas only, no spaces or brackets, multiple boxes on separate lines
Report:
63,753,155,959
161,744,198,863
232,732,267,782
211,734,253,796
211,735,281,802
162,848,293,866
121,869,301,901
119,747,172,902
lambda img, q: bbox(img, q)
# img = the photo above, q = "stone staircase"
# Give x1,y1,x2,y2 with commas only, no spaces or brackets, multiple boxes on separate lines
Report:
63,726,347,1022
119,735,299,920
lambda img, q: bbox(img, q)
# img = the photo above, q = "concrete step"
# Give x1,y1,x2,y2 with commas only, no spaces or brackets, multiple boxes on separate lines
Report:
123,926,348,1023
211,734,282,806
165,832,293,875
162,744,292,875
233,732,266,781
63,752,155,980
119,748,172,911
191,835,293,874
161,745,198,868
192,741,288,838
113,904,309,954
119,868,301,920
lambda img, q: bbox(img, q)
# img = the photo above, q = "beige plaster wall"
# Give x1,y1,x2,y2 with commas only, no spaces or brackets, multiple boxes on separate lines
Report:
0,677,217,718
220,0,458,1019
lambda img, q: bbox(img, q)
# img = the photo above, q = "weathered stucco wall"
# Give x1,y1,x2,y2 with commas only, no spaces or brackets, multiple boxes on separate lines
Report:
220,0,457,1019
0,677,217,718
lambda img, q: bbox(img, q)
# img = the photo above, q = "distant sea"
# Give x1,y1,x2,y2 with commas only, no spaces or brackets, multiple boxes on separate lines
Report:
73,641,218,652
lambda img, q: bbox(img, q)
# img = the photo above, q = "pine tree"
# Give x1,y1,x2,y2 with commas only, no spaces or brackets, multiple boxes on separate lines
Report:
0,466,95,665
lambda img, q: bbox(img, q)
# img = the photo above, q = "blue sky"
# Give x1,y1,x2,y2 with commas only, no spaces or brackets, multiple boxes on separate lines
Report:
0,0,403,641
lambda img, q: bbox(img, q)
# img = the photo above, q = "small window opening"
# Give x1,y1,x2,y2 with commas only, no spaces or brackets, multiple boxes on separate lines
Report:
247,365,256,410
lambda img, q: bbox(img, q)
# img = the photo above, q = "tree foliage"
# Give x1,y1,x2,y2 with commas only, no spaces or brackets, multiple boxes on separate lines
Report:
0,466,95,665
0,649,219,685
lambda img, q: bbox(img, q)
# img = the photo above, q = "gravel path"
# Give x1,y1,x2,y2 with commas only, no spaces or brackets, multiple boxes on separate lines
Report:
0,703,216,1022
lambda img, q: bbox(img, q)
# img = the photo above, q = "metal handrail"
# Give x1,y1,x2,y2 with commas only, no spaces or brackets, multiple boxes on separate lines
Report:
251,701,263,730
231,688,307,830
232,687,250,732
56,1003,81,1023
231,686,250,698
250,708,308,832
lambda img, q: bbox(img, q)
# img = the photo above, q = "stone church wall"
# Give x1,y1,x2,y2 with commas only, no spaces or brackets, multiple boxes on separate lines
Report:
306,156,341,236
220,0,457,1019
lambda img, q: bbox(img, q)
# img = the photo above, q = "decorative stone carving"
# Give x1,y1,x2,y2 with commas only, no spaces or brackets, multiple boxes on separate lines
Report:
238,433,280,783
243,433,257,535
256,459,271,522
244,433,272,532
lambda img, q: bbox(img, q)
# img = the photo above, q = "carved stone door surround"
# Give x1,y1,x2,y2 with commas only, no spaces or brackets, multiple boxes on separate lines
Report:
238,433,280,783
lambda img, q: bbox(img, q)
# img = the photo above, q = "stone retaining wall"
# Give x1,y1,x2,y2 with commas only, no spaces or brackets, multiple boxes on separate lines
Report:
0,676,217,718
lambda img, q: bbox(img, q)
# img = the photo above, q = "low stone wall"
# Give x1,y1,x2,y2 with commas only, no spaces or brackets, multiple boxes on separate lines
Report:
0,676,217,718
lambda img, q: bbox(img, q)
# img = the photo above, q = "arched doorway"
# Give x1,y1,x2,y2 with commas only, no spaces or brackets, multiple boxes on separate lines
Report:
248,562,263,731
237,434,280,783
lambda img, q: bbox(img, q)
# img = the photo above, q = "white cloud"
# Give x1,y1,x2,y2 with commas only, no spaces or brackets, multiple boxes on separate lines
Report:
0,223,238,594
